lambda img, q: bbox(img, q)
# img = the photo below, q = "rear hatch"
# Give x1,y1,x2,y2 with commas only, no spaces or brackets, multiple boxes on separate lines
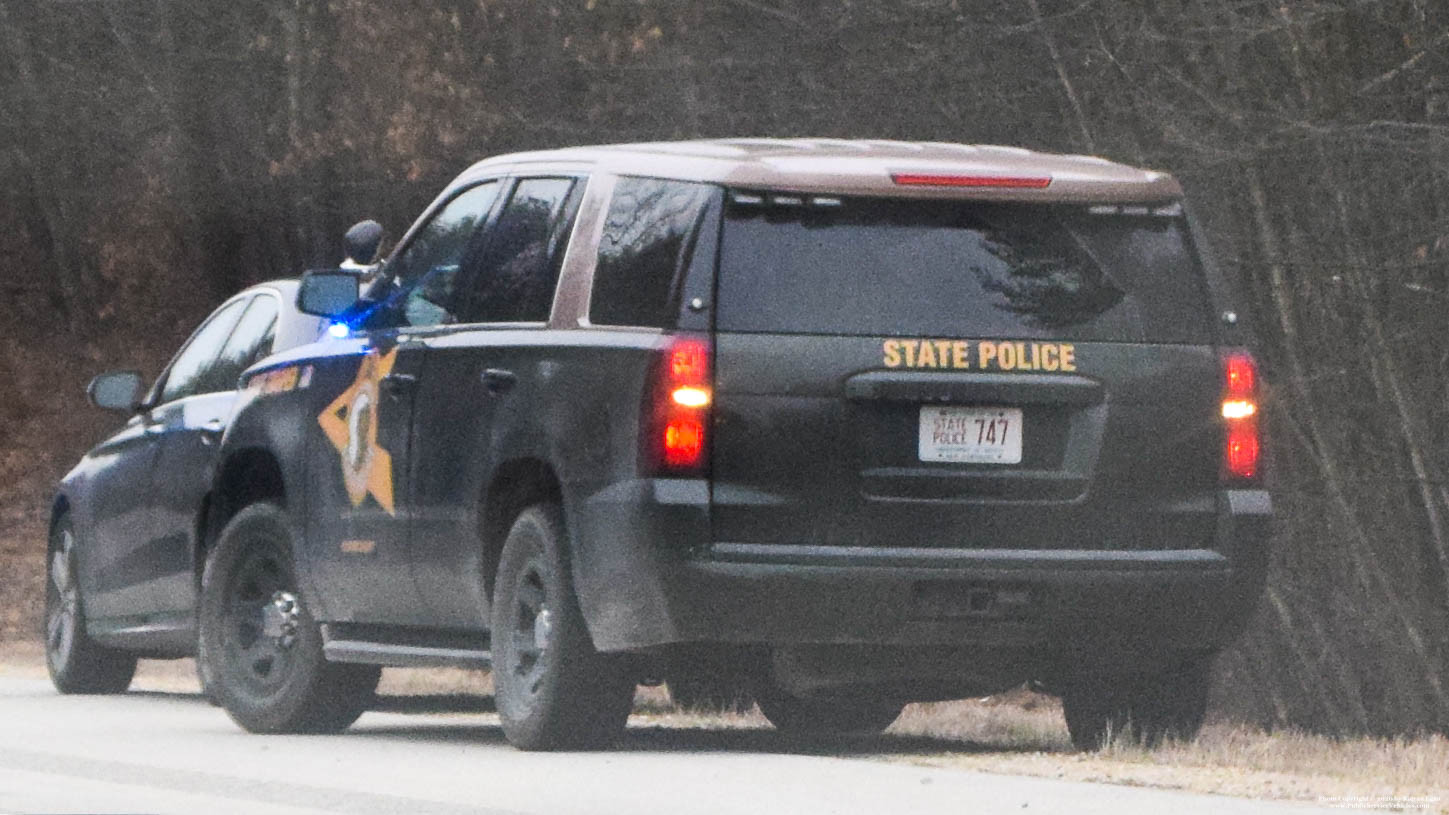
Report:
709,193,1223,552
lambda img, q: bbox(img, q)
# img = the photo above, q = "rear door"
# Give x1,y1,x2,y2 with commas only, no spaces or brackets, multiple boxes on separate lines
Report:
406,175,583,628
710,194,1224,553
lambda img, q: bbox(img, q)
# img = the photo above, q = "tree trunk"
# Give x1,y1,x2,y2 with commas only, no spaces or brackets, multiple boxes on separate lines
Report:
1025,0,1095,152
0,0,94,335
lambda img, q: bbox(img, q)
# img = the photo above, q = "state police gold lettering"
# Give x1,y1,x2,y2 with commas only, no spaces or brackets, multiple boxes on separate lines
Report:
883,340,903,368
882,339,972,369
883,340,1076,372
977,341,1076,372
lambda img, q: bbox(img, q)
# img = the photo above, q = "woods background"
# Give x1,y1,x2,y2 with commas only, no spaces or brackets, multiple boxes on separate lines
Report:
2,0,1448,737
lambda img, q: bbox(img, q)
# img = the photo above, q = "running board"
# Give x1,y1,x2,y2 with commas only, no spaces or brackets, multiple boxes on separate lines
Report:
320,624,491,668
323,640,492,668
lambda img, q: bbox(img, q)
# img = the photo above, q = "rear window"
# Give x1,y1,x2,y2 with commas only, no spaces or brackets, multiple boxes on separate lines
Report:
717,195,1215,343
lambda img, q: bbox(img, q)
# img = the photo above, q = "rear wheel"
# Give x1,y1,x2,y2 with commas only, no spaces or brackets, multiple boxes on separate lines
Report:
44,516,136,694
491,504,635,750
199,503,379,734
755,685,903,738
1062,660,1211,750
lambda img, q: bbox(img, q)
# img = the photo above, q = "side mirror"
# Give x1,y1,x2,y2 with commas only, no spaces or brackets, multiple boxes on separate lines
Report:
344,220,385,265
87,371,143,413
297,269,360,319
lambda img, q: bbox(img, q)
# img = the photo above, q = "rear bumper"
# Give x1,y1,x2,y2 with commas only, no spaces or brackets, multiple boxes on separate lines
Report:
671,548,1242,648
571,480,1270,657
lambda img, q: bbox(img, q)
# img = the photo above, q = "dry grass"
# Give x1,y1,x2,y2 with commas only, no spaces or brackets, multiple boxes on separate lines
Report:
885,690,1449,812
1,641,1443,811
0,492,52,643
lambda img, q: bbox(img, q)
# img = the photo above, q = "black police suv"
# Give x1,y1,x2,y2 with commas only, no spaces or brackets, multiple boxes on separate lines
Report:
60,140,1271,751
45,280,326,692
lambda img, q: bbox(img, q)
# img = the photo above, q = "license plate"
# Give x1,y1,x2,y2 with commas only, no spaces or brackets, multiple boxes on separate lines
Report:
918,406,1023,464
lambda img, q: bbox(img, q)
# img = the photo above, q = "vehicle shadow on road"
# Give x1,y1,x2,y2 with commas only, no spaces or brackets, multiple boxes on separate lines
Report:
373,693,496,714
124,689,1065,756
621,725,1061,758
357,718,1058,756
353,694,1061,757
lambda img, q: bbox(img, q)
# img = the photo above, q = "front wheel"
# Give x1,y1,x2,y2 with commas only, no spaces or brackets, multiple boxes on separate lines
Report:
491,504,635,750
198,503,379,734
1062,659,1212,750
44,516,136,694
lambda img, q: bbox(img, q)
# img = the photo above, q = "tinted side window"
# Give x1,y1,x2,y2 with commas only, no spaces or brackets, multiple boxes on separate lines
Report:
590,178,714,327
160,297,250,403
465,178,580,323
387,181,502,328
207,295,280,392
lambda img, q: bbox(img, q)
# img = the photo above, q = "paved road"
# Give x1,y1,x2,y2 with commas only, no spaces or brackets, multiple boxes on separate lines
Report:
0,678,1366,815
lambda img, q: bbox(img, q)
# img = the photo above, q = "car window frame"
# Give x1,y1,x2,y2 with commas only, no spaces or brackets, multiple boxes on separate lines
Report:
584,175,719,331
146,293,256,409
454,174,586,329
210,289,284,386
364,177,510,336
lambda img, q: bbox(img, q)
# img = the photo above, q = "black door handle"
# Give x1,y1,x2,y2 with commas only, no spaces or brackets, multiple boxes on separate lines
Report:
481,368,517,395
381,373,418,397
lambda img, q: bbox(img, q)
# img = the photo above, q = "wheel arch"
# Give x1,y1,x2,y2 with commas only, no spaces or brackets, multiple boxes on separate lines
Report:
198,448,288,592
479,457,564,601
47,494,72,552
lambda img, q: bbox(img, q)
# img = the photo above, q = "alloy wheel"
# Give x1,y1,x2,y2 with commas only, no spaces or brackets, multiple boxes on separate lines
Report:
45,530,79,662
508,562,554,699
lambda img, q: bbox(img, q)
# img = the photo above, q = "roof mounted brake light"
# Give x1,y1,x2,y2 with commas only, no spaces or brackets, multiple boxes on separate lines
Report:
890,173,1052,189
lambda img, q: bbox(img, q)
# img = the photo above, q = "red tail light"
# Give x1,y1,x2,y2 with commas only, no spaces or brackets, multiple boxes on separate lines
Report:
1222,351,1261,482
646,336,712,475
663,417,705,468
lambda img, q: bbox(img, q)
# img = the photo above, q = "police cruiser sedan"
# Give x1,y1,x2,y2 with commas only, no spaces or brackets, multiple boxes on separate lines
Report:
45,280,329,694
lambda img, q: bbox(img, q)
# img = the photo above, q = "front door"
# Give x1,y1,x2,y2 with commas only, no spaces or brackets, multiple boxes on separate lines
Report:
306,333,431,623
147,292,283,615
81,416,168,621
306,179,505,625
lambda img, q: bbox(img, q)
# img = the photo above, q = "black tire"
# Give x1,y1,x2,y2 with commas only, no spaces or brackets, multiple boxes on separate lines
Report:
198,503,380,734
754,685,904,738
1062,660,1211,751
44,516,137,694
491,504,635,751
